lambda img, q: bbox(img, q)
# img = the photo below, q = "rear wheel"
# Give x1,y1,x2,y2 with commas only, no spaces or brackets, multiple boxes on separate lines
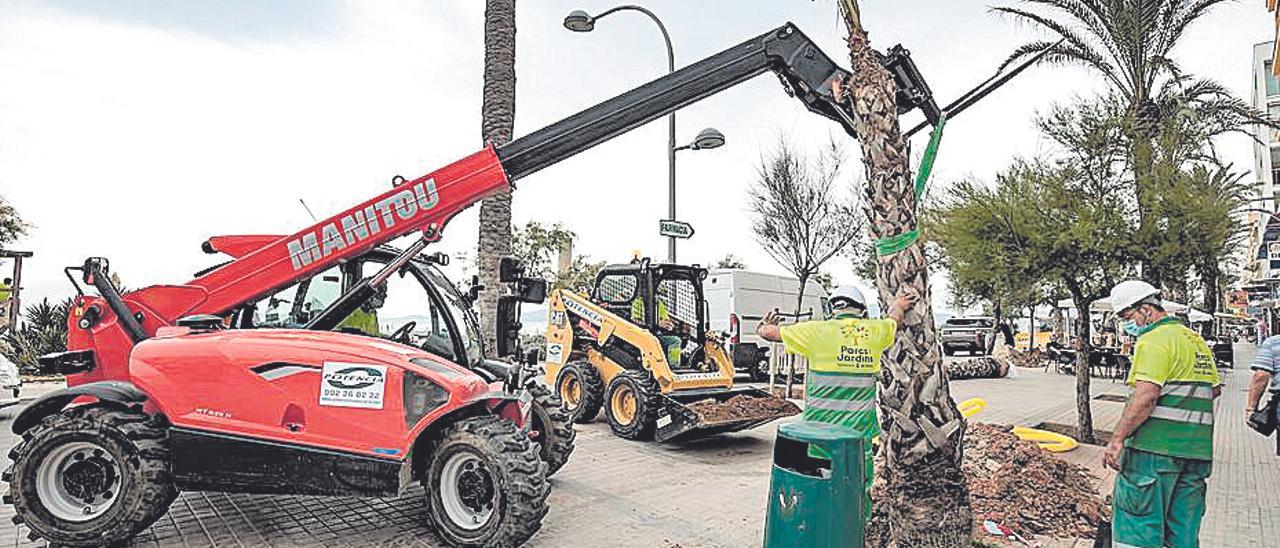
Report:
604,371,661,440
424,415,549,548
524,382,576,476
555,361,603,424
6,405,177,547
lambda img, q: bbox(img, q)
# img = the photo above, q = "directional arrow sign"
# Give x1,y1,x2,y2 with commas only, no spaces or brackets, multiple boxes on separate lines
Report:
659,220,695,239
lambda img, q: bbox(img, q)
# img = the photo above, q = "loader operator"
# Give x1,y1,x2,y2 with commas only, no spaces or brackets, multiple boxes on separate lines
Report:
631,289,685,367
756,285,916,525
338,282,387,337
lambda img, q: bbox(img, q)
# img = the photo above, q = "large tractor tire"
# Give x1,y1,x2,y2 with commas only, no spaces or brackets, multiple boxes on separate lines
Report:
5,405,177,547
603,371,662,441
424,415,550,548
555,361,603,424
524,382,576,476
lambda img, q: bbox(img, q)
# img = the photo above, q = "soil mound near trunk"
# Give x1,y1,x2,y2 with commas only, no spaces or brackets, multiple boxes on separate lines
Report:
867,423,1109,544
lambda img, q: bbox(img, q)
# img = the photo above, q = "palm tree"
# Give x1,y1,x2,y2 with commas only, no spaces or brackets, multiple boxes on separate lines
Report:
476,0,517,353
991,0,1268,287
835,2,972,545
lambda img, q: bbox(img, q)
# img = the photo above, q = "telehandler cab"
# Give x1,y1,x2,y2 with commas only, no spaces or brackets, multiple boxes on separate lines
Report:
10,23,944,548
545,260,800,442
204,241,576,476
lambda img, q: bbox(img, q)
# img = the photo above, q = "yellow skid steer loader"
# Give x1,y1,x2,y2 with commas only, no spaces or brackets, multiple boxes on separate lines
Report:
543,260,798,442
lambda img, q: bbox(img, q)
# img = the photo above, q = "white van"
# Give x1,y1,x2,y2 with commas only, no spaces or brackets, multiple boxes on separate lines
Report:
704,269,829,381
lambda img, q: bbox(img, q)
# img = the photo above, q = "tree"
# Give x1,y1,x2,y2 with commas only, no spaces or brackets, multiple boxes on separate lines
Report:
0,195,29,249
834,2,972,544
475,0,517,355
993,0,1272,287
509,221,605,292
926,192,1041,331
713,254,747,269
748,137,860,393
933,160,1133,443
749,138,860,319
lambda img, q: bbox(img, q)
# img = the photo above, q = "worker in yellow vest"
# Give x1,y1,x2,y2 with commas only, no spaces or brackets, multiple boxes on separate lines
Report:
632,295,683,367
339,282,387,336
1104,280,1220,548
757,285,916,525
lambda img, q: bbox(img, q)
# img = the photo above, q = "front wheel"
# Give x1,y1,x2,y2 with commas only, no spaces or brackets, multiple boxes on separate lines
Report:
6,405,177,547
424,415,550,548
604,372,661,441
555,361,603,424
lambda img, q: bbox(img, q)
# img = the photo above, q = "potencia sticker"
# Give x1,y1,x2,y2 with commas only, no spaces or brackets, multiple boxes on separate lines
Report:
320,362,387,409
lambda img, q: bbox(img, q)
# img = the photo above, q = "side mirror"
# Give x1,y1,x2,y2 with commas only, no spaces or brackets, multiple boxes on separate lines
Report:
499,257,524,283
496,296,521,358
524,347,541,366
467,275,485,302
514,277,548,304
427,252,450,266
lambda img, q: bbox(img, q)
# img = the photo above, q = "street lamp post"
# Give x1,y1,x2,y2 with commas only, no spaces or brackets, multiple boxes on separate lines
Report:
565,7,723,262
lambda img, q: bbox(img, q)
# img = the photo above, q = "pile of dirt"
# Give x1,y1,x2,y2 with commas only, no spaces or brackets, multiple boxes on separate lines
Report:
866,423,1108,544
686,394,800,424
963,423,1108,539
946,357,1004,380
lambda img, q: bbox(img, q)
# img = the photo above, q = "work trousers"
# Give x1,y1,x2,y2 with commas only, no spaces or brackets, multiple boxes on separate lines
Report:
1112,448,1211,548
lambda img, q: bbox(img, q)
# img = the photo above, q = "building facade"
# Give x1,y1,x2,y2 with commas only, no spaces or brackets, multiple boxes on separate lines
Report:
1248,41,1280,283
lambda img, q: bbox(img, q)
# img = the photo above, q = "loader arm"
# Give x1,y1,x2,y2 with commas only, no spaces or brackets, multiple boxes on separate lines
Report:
68,22,936,383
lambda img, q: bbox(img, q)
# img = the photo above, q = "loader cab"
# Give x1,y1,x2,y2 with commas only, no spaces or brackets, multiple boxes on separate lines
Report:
593,261,709,364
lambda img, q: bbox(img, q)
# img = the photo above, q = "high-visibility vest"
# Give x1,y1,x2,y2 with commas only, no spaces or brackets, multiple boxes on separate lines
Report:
630,298,669,325
780,317,896,440
1125,318,1219,460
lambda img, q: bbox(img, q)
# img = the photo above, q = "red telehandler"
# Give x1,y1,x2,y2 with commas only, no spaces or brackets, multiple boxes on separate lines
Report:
7,23,942,548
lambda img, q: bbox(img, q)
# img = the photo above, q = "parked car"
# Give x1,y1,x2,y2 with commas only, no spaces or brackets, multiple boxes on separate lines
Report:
940,316,996,356
704,269,828,381
0,353,21,408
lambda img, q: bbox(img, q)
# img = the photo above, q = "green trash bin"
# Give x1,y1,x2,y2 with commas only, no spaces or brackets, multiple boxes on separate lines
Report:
762,421,865,548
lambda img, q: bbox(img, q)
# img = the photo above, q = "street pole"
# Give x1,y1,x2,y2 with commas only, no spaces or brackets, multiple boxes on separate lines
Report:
564,6,677,262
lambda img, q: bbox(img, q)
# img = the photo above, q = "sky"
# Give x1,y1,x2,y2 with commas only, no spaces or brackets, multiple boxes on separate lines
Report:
0,0,1272,315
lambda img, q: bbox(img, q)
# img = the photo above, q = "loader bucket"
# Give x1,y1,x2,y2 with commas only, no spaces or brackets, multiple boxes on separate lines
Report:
655,387,800,443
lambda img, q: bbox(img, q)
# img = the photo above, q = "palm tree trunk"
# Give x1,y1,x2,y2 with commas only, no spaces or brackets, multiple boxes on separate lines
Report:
1050,305,1065,346
476,0,517,354
1065,283,1095,444
1202,261,1220,313
838,5,971,545
1132,100,1162,289
1028,305,1036,350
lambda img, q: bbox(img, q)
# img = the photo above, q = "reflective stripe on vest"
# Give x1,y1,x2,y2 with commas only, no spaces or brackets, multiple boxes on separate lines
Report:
1150,381,1215,426
808,371,876,388
807,397,876,412
1160,382,1214,399
1149,406,1214,426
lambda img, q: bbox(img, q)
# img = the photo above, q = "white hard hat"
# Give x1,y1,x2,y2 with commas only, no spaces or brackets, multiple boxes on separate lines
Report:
1109,280,1160,313
829,285,867,309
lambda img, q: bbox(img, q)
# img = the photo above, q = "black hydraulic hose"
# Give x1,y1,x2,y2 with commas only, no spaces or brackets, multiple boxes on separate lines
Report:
83,258,147,343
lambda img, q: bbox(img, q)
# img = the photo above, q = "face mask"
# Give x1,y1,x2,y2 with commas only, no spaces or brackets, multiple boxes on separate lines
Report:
1122,320,1143,337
